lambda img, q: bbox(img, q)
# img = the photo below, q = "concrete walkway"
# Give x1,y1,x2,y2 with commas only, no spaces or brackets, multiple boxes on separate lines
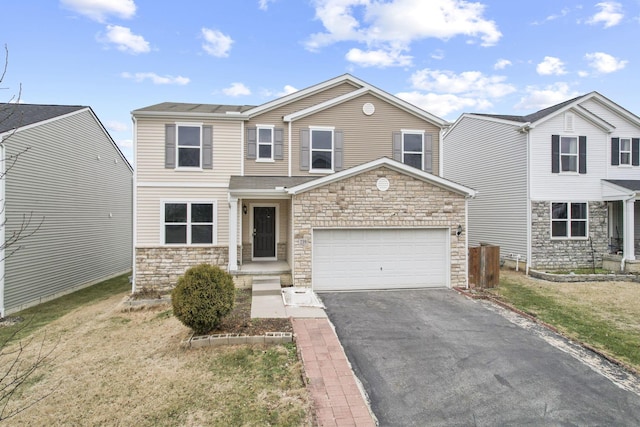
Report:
251,279,376,426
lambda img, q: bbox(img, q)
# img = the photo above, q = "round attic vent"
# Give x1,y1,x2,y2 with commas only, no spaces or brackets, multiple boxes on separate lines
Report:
377,177,390,191
362,102,375,116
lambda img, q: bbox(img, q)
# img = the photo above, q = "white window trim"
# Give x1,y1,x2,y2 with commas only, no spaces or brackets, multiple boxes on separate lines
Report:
309,126,335,174
256,124,275,162
161,199,218,246
401,129,425,170
175,122,203,170
620,137,632,166
550,201,588,240
559,136,578,174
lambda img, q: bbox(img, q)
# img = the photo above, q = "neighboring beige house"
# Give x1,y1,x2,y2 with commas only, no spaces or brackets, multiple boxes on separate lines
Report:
132,74,476,292
0,104,133,316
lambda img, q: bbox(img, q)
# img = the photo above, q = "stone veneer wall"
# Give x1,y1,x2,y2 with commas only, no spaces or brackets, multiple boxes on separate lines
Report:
135,246,228,289
291,167,468,287
530,201,608,270
241,243,287,263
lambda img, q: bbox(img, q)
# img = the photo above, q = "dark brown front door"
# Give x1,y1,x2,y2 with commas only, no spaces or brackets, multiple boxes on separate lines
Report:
253,206,276,258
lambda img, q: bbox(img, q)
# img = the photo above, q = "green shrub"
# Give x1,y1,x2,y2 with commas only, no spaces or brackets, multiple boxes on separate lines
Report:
171,264,235,334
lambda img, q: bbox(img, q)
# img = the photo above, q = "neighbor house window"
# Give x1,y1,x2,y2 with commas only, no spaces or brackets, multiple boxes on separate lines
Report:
257,126,274,160
551,202,587,238
310,128,333,171
403,131,423,169
177,125,202,168
620,138,631,165
560,136,578,172
164,202,215,244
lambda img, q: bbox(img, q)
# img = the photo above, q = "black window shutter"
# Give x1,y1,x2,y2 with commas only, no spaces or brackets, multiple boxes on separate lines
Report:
611,137,620,166
274,128,284,160
579,136,587,174
551,135,560,173
246,127,257,159
334,130,344,171
202,126,213,169
165,124,176,168
300,129,310,171
392,131,402,162
633,138,640,166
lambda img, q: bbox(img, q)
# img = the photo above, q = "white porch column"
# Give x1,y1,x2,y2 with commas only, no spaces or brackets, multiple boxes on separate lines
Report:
624,198,636,261
228,196,238,271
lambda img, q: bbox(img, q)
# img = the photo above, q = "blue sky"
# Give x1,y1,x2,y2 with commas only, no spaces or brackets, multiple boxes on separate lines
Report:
2,0,639,163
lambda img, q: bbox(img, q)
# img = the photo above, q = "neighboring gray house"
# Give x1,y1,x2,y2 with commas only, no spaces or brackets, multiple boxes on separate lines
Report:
0,104,133,316
443,92,640,273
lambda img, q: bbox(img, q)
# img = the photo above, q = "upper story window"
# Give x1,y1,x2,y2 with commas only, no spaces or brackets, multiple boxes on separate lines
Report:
551,134,586,174
402,131,424,169
551,202,587,239
177,125,202,168
257,126,274,161
620,138,631,165
163,201,216,245
311,128,333,171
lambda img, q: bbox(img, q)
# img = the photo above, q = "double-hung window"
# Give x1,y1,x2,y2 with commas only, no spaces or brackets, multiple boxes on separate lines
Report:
403,131,423,169
310,128,333,171
620,138,631,165
560,136,578,172
164,201,215,245
177,125,202,168
257,126,274,161
551,202,587,238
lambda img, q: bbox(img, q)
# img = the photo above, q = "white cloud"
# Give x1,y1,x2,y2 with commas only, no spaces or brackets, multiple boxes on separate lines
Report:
584,51,627,73
345,48,412,67
587,2,624,28
578,70,590,77
117,139,133,148
532,7,570,25
223,82,251,96
201,28,233,57
61,0,136,22
102,25,150,54
278,85,298,97
410,68,516,98
431,49,445,60
514,83,580,111
396,91,492,118
494,59,512,70
306,0,501,67
258,0,276,10
121,72,190,85
105,120,129,133
536,56,567,75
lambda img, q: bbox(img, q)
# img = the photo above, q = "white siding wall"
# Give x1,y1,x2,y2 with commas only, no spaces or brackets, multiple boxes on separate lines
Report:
443,117,528,258
4,110,133,314
529,112,608,201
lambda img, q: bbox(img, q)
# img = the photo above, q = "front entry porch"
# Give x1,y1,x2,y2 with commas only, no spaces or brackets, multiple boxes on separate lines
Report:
230,260,292,288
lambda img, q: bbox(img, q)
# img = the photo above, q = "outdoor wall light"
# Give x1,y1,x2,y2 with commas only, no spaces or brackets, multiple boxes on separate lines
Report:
243,204,248,215
456,225,463,236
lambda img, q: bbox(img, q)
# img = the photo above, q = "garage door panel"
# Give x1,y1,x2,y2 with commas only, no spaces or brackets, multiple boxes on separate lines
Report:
313,228,448,291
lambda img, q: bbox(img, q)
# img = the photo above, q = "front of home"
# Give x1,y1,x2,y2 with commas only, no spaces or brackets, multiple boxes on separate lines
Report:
443,92,640,272
132,75,475,292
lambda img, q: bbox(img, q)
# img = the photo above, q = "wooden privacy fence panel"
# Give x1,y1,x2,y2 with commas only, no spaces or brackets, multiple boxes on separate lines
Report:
468,245,500,288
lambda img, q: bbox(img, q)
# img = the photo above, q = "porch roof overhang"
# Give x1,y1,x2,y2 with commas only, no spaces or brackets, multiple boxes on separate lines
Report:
228,176,317,199
602,179,639,200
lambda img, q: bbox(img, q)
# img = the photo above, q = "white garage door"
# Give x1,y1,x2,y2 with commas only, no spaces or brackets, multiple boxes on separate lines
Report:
313,228,449,291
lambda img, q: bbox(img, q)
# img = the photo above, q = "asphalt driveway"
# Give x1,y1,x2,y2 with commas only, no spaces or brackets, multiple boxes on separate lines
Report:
320,289,640,426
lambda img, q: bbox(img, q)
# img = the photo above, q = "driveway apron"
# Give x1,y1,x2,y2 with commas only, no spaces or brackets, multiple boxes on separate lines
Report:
320,289,640,426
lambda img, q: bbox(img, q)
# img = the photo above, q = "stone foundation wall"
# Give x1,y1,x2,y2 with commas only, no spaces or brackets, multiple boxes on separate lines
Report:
531,201,608,270
241,242,287,262
292,167,468,287
135,246,228,289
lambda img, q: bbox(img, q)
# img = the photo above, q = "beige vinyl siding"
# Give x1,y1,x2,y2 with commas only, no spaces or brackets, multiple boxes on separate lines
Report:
136,117,241,183
136,187,229,246
244,82,361,176
4,110,132,314
291,93,441,175
443,117,528,259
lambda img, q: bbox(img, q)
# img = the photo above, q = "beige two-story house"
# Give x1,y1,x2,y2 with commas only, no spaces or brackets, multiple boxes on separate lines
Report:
132,74,475,292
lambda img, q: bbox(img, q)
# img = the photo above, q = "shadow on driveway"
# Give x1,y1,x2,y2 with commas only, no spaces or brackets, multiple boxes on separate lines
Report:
320,289,640,426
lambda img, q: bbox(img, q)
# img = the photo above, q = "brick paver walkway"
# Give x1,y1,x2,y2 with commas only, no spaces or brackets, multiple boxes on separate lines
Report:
292,318,376,427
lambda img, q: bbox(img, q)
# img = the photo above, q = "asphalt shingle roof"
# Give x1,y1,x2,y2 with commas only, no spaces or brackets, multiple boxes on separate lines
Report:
473,95,585,124
133,102,255,114
229,176,317,190
604,180,640,192
0,103,86,134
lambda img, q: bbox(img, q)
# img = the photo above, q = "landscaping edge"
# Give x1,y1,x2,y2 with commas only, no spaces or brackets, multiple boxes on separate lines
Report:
528,269,640,283
185,332,294,348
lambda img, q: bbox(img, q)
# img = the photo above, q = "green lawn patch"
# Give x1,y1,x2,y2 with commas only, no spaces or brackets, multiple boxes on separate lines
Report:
492,276,640,369
0,272,131,343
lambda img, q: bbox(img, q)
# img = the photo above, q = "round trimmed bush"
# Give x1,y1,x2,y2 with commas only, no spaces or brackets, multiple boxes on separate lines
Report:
171,264,235,334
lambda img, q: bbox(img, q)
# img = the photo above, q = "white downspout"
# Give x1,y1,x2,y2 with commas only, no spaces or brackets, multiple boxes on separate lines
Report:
240,121,245,176
525,129,532,275
131,116,138,293
465,197,469,289
288,121,292,177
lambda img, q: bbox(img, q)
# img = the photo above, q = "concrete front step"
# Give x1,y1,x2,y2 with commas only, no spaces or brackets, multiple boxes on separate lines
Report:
252,277,282,297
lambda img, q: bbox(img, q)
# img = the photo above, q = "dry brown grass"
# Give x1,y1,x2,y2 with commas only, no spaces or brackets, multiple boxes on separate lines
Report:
1,292,312,426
